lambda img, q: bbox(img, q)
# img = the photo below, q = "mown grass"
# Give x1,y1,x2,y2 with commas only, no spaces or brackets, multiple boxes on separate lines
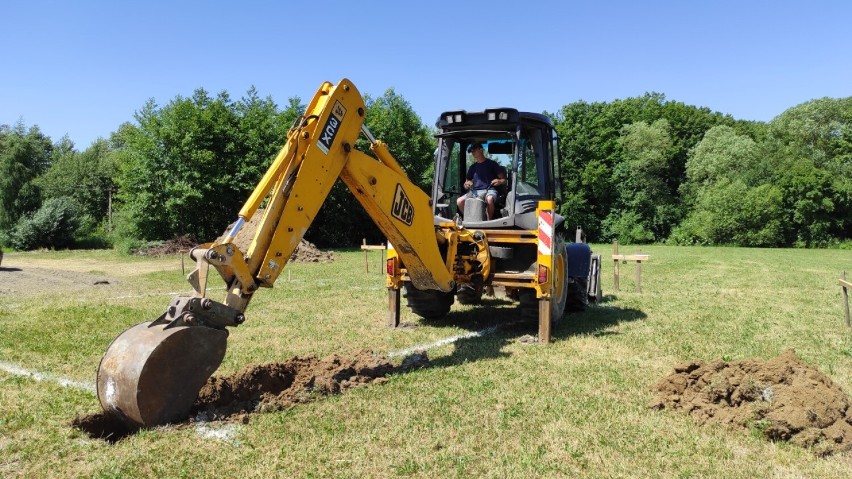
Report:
1,245,852,478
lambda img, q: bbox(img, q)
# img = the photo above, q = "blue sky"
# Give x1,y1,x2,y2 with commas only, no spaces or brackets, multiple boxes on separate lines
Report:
2,1,850,149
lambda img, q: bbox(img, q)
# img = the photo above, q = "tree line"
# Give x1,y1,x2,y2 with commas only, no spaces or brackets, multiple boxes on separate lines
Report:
1,87,850,251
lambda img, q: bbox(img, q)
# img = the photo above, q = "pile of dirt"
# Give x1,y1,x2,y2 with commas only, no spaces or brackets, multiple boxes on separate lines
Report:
131,209,335,263
191,350,393,421
289,239,334,263
217,209,334,263
649,349,852,456
72,350,427,442
134,235,197,256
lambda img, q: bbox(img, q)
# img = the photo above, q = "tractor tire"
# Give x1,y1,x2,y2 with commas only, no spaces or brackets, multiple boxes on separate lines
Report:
456,285,483,305
403,281,454,319
550,236,569,323
565,276,589,312
518,288,539,321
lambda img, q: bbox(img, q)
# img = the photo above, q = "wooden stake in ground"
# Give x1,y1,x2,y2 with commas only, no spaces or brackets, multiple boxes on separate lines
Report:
636,250,643,293
840,271,851,328
361,239,386,274
612,242,649,293
613,240,620,292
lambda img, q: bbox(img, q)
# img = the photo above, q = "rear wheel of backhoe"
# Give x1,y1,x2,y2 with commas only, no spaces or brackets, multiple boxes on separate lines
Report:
550,236,569,322
403,281,454,319
97,321,228,428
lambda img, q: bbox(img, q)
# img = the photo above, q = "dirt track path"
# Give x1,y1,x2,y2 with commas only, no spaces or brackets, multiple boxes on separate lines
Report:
0,252,179,296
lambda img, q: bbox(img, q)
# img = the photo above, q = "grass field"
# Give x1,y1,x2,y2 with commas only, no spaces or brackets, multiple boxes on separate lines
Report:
1,245,852,478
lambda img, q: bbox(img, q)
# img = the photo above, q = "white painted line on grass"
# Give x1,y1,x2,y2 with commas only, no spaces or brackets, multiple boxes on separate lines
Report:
1,360,244,443
387,325,502,358
112,291,185,299
0,361,96,393
194,423,241,445
110,284,383,300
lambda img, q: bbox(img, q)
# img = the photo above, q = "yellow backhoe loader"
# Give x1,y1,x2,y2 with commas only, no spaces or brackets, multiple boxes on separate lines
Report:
97,79,601,428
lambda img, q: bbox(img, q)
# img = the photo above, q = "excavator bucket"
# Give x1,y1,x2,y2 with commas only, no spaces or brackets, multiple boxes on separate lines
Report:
97,321,228,428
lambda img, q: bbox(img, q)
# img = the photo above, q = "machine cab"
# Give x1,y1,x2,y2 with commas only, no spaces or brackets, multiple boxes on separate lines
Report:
432,108,562,230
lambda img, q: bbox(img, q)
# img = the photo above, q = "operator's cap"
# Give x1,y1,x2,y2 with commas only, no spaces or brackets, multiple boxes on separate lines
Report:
467,142,483,153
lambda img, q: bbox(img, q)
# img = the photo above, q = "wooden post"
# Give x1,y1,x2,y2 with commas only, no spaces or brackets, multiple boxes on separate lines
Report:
611,249,650,294
388,287,401,328
841,271,851,328
363,238,369,273
636,250,642,293
613,240,620,292
538,299,552,344
361,241,387,275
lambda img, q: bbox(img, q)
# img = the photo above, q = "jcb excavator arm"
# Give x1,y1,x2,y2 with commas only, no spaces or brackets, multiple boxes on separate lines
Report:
97,79,458,428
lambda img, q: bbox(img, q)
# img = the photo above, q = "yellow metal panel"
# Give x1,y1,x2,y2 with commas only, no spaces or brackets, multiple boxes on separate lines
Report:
340,150,454,292
255,79,367,285
237,81,334,222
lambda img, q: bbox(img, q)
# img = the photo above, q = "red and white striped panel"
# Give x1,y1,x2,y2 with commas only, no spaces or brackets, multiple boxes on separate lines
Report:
538,210,553,255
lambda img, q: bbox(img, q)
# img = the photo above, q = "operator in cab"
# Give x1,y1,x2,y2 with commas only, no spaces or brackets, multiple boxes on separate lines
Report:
457,142,507,220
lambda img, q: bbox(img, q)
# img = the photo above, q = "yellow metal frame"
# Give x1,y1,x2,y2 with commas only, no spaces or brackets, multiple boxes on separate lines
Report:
191,79,460,313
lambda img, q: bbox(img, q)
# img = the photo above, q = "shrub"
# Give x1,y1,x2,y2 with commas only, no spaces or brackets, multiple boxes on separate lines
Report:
8,197,81,250
602,210,656,244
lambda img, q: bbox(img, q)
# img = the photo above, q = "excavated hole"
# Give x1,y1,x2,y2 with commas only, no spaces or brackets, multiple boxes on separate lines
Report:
73,350,427,443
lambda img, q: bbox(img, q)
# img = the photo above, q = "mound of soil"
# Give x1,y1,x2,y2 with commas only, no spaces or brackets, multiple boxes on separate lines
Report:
133,209,335,263
134,235,197,256
191,350,393,421
649,349,852,456
72,350,427,442
289,239,335,263
217,209,334,263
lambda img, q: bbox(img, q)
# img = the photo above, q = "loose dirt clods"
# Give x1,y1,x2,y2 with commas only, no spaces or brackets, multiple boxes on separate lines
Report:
138,232,334,263
73,350,420,442
649,349,852,456
216,209,335,263
191,350,393,420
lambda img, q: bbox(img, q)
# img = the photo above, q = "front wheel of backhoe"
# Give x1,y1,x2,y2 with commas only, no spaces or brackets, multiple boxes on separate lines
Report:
456,285,483,305
403,281,454,319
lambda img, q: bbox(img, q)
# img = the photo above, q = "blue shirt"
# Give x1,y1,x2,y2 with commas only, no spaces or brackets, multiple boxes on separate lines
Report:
466,159,503,191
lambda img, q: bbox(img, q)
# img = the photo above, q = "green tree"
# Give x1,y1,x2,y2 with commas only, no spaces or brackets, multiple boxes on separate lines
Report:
552,93,745,242
8,196,82,250
681,125,761,199
605,119,675,242
35,138,117,224
776,158,837,246
766,97,852,244
671,179,784,247
672,126,784,246
0,122,53,229
113,88,294,242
